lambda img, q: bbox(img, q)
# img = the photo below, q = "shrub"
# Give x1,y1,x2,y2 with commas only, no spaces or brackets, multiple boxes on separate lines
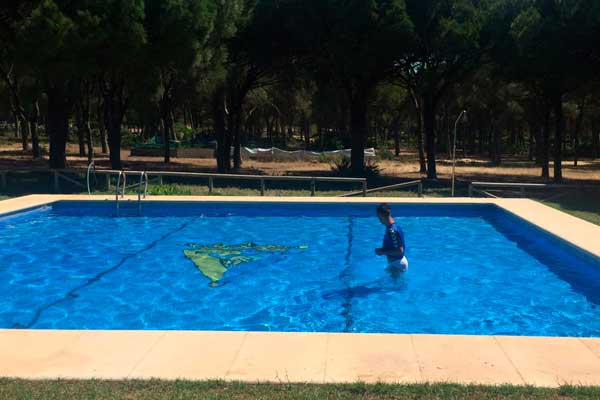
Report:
377,147,395,161
318,152,343,164
331,157,381,179
147,184,192,196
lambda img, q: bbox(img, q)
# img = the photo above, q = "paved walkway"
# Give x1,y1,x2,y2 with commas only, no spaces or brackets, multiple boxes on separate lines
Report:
1,330,600,387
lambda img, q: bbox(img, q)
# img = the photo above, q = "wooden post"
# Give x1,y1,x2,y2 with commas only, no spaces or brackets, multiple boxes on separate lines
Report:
362,180,367,197
53,170,59,193
0,171,6,191
260,179,265,196
310,178,316,197
208,176,213,193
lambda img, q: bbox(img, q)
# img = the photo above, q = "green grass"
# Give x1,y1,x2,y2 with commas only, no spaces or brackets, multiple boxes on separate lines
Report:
539,192,600,226
542,201,600,225
1,380,600,400
0,173,597,225
142,183,427,198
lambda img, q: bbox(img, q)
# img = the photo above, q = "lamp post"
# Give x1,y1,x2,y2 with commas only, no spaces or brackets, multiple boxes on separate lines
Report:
452,110,467,197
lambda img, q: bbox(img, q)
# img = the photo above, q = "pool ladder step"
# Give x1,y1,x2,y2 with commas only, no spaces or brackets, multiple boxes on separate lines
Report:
115,171,148,209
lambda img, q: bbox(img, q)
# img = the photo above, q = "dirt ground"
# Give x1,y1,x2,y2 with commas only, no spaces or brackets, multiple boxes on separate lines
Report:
1,142,599,184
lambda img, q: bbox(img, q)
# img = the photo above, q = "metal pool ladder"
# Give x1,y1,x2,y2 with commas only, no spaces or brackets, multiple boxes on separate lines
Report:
86,160,96,195
115,171,148,210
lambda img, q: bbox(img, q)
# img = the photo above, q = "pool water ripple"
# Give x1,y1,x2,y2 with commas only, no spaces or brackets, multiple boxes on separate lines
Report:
0,202,599,336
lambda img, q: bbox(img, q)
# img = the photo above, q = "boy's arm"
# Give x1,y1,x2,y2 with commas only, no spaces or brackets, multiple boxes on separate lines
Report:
377,246,404,257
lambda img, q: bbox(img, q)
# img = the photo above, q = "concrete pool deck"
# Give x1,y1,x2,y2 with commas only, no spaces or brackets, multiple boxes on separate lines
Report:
0,194,599,387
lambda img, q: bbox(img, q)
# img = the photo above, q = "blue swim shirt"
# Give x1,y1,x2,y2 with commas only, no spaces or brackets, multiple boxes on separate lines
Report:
382,223,405,262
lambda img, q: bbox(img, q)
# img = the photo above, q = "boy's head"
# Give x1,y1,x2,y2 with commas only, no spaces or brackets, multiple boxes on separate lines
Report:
376,203,393,225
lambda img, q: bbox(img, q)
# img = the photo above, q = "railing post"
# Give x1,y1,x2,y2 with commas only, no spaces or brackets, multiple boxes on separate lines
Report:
260,179,265,196
208,176,213,194
107,174,111,192
418,182,423,197
520,186,525,198
0,171,6,191
310,178,316,197
158,174,163,185
468,184,473,197
53,170,59,193
362,180,367,197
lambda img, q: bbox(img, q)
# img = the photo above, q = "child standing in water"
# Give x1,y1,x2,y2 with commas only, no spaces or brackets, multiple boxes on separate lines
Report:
374,203,409,271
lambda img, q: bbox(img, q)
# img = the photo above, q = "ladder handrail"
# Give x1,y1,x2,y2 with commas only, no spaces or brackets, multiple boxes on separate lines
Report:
86,161,95,196
121,173,127,198
143,171,149,199
115,171,123,205
137,171,147,202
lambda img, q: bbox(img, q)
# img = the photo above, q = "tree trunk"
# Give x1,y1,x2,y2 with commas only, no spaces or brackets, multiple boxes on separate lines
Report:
30,99,41,159
85,117,93,164
534,126,543,166
47,87,71,169
212,85,229,172
422,92,437,179
229,85,245,170
97,101,108,154
552,91,564,182
527,123,535,161
410,90,427,173
19,115,29,152
79,84,94,163
75,103,87,158
13,109,20,139
541,104,550,179
266,116,273,146
493,127,501,166
160,97,171,164
303,113,310,149
349,91,368,176
593,125,600,159
232,105,242,170
573,97,586,167
103,88,126,170
478,121,484,155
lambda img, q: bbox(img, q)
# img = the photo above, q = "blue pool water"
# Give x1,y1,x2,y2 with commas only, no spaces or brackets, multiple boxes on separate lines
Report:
1,201,599,336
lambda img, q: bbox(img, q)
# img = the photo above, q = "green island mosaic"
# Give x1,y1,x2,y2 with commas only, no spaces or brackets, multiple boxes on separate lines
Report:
183,242,308,287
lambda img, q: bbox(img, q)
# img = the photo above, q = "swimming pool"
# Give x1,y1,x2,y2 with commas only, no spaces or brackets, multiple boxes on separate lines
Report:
1,200,599,336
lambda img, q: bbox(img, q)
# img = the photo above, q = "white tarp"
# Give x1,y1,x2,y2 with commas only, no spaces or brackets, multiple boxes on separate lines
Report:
239,147,376,161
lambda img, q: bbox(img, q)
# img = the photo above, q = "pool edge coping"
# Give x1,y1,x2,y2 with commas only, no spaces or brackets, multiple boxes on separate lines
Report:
1,194,600,387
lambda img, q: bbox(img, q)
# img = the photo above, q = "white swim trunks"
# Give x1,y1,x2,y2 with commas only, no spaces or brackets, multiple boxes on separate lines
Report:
388,256,409,271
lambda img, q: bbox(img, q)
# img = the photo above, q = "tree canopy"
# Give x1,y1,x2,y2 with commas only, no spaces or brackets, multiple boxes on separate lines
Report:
0,0,599,180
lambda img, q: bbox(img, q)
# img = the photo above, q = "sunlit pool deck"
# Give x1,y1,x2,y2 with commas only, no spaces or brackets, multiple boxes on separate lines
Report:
1,194,599,387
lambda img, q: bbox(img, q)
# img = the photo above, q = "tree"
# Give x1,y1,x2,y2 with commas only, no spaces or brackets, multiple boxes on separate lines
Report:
16,0,84,168
204,0,255,173
397,0,487,179
505,0,593,181
0,1,43,158
263,0,412,175
144,0,215,164
94,0,146,170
